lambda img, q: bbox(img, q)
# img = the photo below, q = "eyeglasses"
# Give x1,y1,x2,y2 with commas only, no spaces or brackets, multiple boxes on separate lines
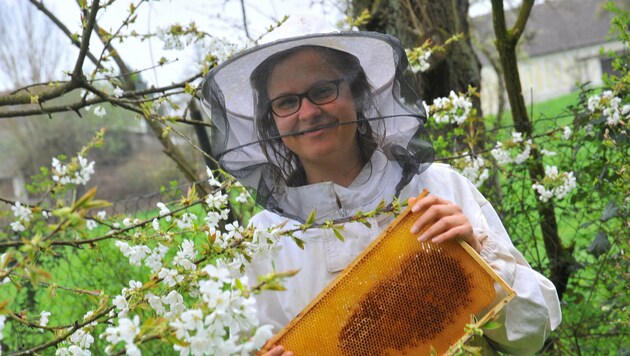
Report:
269,79,344,117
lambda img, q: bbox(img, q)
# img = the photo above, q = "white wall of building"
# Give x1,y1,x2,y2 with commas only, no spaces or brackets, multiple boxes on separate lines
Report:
480,41,625,115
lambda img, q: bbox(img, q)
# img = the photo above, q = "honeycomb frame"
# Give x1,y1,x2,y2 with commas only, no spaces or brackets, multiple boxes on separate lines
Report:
259,190,516,355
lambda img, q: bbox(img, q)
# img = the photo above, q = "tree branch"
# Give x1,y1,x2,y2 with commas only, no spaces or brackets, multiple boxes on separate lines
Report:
28,0,100,67
511,0,534,43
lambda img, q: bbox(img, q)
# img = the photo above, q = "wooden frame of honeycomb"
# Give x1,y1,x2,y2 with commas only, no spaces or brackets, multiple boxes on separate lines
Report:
259,190,516,355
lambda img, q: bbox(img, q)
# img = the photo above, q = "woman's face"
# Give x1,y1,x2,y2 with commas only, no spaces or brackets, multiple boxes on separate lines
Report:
267,49,359,166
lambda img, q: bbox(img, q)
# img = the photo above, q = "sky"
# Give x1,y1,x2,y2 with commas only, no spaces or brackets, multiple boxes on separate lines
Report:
38,0,349,89
0,0,496,91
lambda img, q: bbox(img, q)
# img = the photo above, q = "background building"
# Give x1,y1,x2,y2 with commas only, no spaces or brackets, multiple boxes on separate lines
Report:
473,0,623,115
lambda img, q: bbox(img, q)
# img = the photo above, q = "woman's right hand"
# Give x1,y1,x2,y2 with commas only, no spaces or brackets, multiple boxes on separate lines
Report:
262,345,294,356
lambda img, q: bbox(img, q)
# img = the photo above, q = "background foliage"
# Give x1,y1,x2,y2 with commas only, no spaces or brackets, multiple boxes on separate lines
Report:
0,0,628,355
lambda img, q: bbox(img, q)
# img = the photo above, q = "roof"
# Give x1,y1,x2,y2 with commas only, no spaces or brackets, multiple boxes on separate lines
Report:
472,0,616,58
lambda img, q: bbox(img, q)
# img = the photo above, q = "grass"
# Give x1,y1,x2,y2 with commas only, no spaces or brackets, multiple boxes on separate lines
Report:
528,91,581,120
484,91,581,138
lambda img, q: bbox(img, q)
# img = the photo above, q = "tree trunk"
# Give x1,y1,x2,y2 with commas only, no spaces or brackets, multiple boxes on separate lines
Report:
490,0,575,299
351,0,504,204
352,0,482,108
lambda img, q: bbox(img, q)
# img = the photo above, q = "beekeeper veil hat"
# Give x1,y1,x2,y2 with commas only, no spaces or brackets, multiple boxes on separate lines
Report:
200,15,434,216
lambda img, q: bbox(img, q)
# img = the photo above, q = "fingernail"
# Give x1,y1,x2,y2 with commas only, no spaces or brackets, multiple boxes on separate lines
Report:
410,226,418,234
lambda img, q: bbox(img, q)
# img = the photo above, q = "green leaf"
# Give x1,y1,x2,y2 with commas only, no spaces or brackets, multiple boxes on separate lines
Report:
291,236,305,250
83,199,112,210
587,231,611,258
430,346,438,356
305,210,316,226
53,207,73,218
234,278,244,291
184,82,196,95
0,299,9,312
332,228,345,242
73,187,98,210
483,320,502,330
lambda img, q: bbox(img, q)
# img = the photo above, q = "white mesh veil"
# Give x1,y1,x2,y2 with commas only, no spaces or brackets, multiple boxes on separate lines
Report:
200,16,434,219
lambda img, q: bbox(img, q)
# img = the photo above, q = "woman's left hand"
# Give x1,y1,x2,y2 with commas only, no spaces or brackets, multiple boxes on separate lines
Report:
408,194,483,253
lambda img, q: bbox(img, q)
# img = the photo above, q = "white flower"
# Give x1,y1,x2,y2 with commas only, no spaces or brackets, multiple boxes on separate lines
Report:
157,202,172,221
158,268,183,287
11,202,33,231
562,126,572,140
206,210,229,230
514,140,532,164
81,90,96,101
146,293,166,316
76,156,95,185
406,47,431,73
102,315,140,352
175,212,195,230
145,244,169,273
247,224,283,258
93,106,106,117
587,91,626,126
587,94,600,112
174,239,197,271
40,310,51,327
83,311,98,327
56,345,91,356
235,191,250,203
203,263,231,284
491,137,531,165
10,221,25,232
162,290,185,321
206,168,222,187
113,295,130,317
69,328,94,349
51,156,95,186
97,210,107,220
240,324,275,354
205,191,229,210
490,142,512,165
86,219,98,231
429,91,472,125
511,131,523,143
532,183,554,202
128,280,143,291
112,86,124,98
0,314,5,340
459,154,489,188
532,165,577,202
12,202,33,222
115,241,151,267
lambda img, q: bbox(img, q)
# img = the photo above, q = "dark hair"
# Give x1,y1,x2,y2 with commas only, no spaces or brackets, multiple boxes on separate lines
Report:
250,45,380,186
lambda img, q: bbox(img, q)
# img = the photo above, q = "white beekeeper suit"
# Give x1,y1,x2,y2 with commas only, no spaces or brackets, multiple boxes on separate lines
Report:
201,15,561,355
245,150,561,354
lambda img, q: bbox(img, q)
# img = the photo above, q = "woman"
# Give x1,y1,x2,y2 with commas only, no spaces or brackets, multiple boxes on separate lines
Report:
201,16,561,355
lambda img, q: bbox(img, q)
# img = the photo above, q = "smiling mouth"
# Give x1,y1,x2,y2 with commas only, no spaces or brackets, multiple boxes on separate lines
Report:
288,122,339,137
